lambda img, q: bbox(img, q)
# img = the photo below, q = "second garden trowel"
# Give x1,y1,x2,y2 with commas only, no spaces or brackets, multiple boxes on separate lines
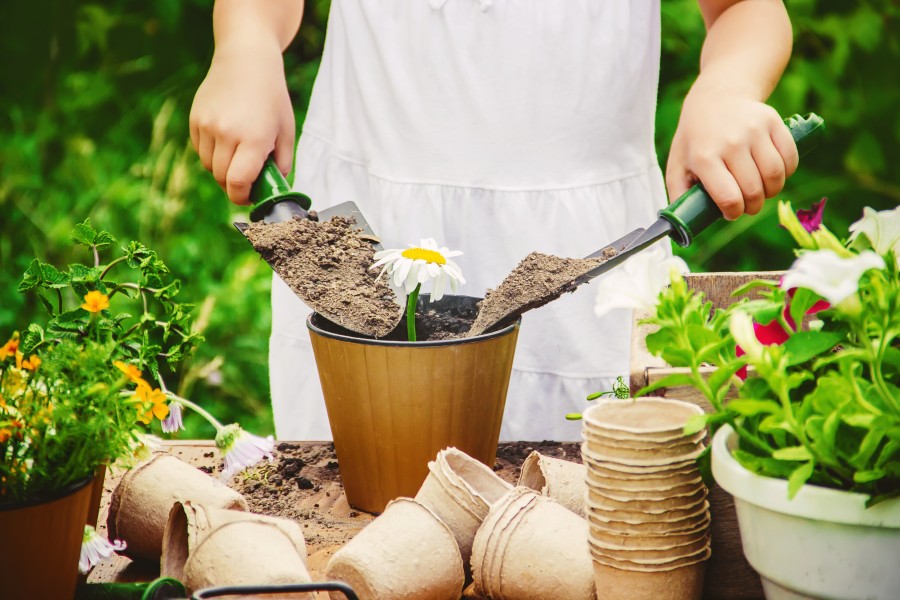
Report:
233,159,404,337
467,113,826,336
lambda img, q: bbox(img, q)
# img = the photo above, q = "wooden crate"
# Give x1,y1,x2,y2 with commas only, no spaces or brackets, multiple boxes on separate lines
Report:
629,272,781,600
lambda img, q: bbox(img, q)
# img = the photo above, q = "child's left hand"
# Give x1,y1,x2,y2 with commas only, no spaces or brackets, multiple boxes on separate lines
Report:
665,86,799,221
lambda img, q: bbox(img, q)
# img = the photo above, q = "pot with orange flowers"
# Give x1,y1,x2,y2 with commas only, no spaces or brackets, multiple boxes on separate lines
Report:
1,220,276,596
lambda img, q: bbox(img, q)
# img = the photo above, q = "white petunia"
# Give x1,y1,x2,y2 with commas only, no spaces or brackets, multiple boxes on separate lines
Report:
79,526,126,574
371,238,465,302
849,206,900,263
781,249,885,305
594,247,690,319
216,424,275,479
161,400,184,434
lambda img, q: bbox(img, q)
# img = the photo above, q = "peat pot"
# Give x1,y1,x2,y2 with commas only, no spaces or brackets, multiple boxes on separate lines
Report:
0,476,94,600
712,425,900,600
308,295,519,513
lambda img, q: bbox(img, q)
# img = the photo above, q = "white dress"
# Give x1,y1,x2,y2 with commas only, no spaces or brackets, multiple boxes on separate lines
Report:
271,0,668,441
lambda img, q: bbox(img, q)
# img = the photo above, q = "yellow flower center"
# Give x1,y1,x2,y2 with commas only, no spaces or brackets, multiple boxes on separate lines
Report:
401,248,446,265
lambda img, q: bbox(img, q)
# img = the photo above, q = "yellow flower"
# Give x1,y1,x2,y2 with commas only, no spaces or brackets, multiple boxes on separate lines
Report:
0,429,10,443
15,352,41,372
114,360,145,385
135,382,169,425
0,333,19,361
82,291,110,313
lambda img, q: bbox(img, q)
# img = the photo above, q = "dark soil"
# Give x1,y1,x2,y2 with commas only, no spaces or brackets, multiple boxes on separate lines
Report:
245,216,403,338
467,249,617,336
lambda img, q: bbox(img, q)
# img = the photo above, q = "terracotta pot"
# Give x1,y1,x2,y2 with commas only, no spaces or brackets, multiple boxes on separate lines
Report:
326,498,464,600
86,463,108,528
517,451,587,516
0,476,93,600
308,295,519,513
183,520,313,598
107,454,248,560
161,501,308,581
414,447,511,573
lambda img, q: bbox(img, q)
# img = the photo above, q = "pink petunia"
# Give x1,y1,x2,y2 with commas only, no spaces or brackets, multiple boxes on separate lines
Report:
795,198,827,233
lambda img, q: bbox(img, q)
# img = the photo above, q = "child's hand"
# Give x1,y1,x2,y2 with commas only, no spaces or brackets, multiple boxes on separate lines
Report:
665,87,798,221
189,39,295,205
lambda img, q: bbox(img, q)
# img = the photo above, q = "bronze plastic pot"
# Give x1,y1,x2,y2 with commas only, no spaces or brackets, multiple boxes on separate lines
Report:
0,476,94,600
307,295,520,513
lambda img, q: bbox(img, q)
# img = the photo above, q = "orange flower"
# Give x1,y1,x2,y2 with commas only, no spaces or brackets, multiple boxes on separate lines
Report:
114,360,145,384
135,382,169,425
0,333,19,361
82,290,110,313
0,429,10,443
15,351,41,371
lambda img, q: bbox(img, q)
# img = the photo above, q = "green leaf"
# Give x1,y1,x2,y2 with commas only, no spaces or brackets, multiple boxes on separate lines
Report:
788,287,821,332
683,413,709,436
772,446,813,461
19,324,45,356
71,218,116,250
18,260,71,292
730,279,780,298
853,469,886,484
636,372,697,396
842,413,876,428
726,399,781,417
783,331,843,366
787,461,815,499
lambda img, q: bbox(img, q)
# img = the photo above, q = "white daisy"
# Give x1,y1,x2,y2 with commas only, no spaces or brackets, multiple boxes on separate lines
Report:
79,526,126,574
371,238,465,302
216,423,275,479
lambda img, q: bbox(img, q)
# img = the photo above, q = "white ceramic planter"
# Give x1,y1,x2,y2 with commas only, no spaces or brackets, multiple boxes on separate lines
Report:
711,425,900,600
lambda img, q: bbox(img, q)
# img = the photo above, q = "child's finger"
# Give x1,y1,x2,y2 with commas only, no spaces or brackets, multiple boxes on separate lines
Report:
198,134,216,174
771,121,799,177
751,139,787,199
274,121,295,177
226,143,268,205
212,140,238,188
696,159,745,221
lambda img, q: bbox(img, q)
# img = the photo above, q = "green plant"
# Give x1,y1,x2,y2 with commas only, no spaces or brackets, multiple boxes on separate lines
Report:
637,201,900,504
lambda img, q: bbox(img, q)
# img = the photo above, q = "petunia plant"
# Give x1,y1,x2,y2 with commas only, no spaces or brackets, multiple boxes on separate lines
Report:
371,238,465,341
637,200,900,504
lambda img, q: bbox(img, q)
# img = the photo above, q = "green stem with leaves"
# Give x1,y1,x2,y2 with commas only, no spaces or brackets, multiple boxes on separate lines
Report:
406,283,421,342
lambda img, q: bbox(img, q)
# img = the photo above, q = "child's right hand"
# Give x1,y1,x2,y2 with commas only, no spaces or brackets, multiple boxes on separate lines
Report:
189,39,295,205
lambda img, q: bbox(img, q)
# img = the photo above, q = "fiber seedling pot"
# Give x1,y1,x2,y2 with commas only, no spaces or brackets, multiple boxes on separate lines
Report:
518,451,588,516
326,498,465,600
161,501,308,581
586,469,702,493
182,520,313,598
587,486,708,513
591,560,706,600
308,295,519,513
107,454,248,560
0,476,93,600
587,507,711,535
582,398,704,438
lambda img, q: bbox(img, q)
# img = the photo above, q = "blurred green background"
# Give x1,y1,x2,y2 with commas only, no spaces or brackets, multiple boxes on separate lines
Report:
1,0,897,438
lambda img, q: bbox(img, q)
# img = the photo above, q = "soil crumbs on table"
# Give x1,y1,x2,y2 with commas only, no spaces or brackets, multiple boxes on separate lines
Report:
245,215,402,337
232,441,581,589
467,251,614,337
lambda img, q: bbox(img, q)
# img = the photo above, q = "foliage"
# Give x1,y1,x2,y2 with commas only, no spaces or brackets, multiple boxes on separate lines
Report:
0,338,141,502
639,203,900,504
1,1,897,435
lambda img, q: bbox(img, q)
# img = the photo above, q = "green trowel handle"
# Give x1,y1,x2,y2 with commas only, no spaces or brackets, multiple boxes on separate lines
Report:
248,158,313,223
74,578,186,600
659,112,825,247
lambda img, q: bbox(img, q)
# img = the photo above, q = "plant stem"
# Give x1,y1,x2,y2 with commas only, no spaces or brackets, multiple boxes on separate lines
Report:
99,256,128,280
406,283,421,342
167,393,225,430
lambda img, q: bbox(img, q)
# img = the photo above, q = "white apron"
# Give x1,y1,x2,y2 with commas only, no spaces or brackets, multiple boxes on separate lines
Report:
271,0,668,441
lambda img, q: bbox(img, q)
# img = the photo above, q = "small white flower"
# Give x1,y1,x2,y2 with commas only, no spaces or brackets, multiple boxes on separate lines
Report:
594,247,689,319
131,433,164,462
849,206,900,263
216,424,274,479
371,238,465,302
781,249,885,305
79,525,126,574
161,401,184,433
730,311,764,362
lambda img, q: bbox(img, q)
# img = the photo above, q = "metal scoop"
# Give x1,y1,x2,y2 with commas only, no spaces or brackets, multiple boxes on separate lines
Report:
234,159,404,337
467,113,825,337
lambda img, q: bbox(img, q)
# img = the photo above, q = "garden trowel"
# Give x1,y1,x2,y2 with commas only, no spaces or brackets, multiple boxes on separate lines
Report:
233,160,404,337
468,113,826,336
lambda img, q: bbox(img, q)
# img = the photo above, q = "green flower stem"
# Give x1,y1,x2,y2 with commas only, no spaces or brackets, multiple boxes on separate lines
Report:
120,390,225,431
406,283,421,342
99,256,128,280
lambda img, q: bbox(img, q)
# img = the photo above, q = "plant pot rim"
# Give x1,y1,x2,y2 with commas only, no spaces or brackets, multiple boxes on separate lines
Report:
307,294,520,347
0,474,94,512
711,425,900,528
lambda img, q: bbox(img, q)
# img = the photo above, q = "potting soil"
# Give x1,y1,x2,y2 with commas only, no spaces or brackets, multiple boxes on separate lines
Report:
245,215,402,338
467,249,617,336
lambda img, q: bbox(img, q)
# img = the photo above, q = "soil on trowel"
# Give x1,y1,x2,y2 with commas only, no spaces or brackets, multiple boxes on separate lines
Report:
232,441,581,591
467,249,617,337
245,216,403,338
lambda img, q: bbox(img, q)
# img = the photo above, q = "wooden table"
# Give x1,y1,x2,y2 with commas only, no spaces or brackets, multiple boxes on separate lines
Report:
89,440,762,599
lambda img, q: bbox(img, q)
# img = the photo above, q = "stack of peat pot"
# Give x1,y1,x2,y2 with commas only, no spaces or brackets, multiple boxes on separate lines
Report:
581,398,711,600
